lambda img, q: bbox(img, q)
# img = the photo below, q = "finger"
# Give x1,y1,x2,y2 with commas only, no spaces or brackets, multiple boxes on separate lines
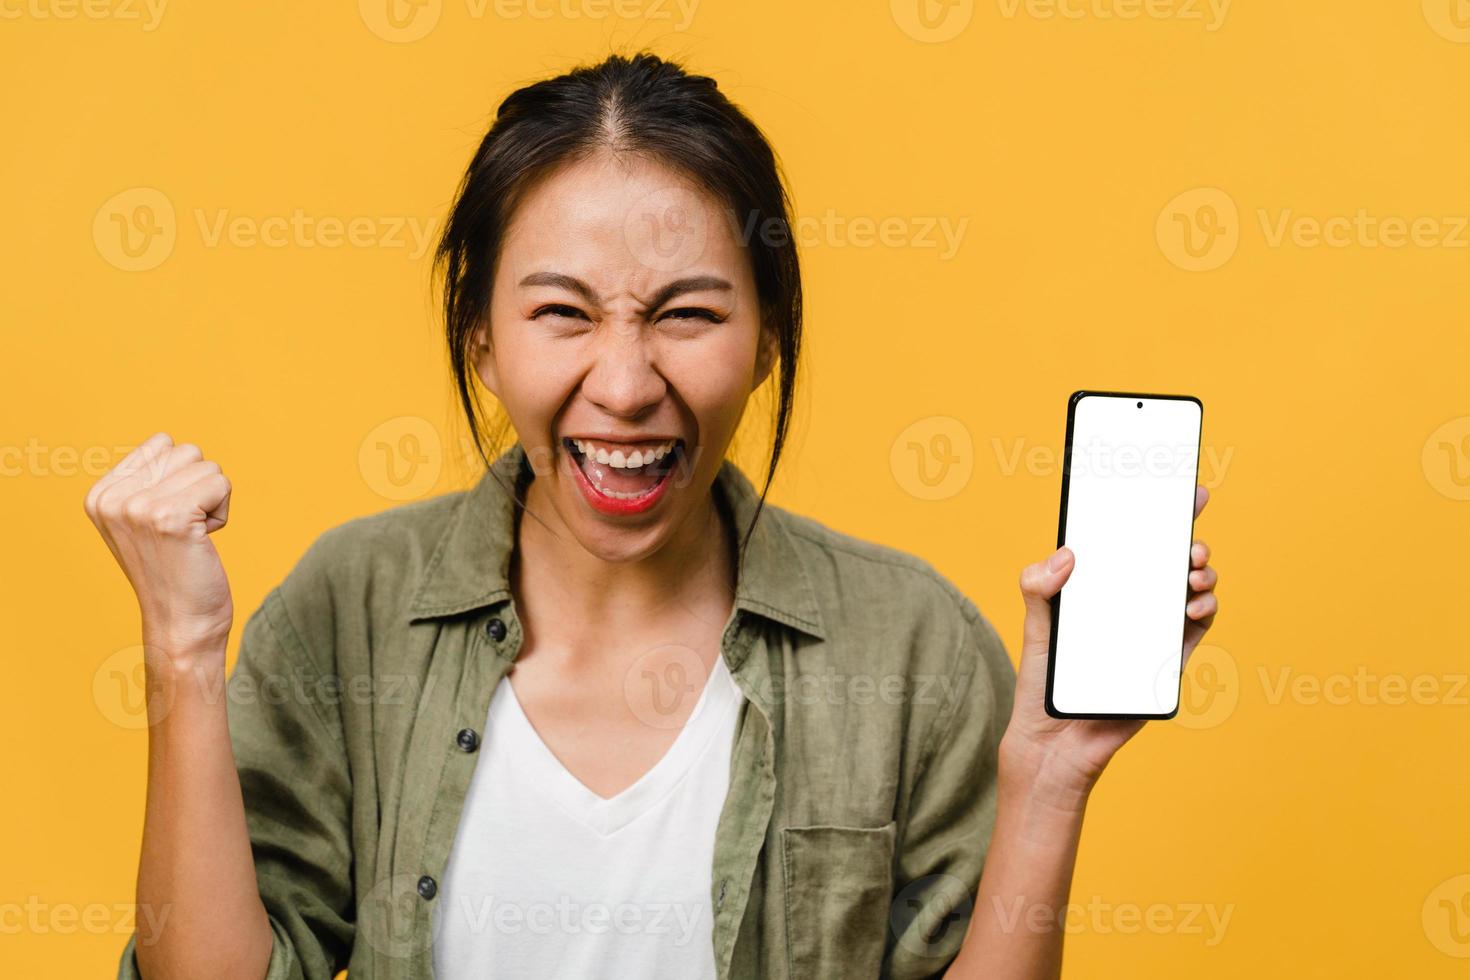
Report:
1191,540,1210,569
86,433,172,516
1019,547,1074,656
107,435,183,492
1188,565,1217,591
1194,484,1209,518
185,470,231,533
117,463,228,540
92,446,174,528
148,442,205,485
1183,594,1217,653
135,460,227,532
1186,591,1217,622
146,459,222,502
111,432,172,478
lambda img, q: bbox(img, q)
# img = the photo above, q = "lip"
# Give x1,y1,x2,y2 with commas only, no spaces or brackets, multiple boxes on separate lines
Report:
562,434,683,450
561,438,679,517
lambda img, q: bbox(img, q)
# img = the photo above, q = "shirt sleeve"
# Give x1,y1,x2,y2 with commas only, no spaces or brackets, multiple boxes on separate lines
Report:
116,584,356,980
884,603,1017,980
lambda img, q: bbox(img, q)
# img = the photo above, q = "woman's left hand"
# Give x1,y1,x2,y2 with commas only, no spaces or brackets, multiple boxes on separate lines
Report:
999,485,1219,807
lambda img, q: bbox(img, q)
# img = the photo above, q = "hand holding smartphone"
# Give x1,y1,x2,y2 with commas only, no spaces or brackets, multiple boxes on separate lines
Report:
1045,391,1204,719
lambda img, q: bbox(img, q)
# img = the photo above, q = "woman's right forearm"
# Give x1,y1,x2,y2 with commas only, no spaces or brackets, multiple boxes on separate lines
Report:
134,642,272,980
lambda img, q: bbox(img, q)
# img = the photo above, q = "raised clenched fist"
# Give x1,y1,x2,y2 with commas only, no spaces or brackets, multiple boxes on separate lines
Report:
84,432,234,662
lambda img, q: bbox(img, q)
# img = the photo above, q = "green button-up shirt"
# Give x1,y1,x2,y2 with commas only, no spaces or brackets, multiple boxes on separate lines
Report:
118,443,1016,979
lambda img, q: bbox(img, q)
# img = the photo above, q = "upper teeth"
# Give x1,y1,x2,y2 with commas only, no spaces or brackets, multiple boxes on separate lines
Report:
571,439,676,468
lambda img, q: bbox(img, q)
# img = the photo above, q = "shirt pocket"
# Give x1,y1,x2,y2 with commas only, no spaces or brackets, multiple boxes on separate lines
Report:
780,821,897,979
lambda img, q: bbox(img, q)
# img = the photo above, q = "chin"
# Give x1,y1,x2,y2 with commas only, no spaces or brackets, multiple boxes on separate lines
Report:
567,520,673,565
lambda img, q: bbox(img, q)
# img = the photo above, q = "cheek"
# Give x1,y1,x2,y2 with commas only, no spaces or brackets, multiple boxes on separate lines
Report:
660,330,760,433
489,329,576,430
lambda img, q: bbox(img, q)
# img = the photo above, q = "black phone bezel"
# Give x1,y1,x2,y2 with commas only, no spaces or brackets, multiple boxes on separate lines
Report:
1044,389,1205,720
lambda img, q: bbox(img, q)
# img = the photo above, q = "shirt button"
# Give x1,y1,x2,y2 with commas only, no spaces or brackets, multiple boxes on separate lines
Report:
417,875,438,900
455,728,480,753
486,617,507,642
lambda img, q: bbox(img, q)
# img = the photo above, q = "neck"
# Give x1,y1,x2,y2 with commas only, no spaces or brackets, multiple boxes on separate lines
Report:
512,474,737,639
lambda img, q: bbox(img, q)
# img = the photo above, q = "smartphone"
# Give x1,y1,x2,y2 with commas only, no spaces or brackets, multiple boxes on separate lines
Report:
1045,391,1204,719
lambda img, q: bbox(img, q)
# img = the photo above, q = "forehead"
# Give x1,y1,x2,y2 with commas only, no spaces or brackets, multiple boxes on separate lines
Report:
498,151,752,293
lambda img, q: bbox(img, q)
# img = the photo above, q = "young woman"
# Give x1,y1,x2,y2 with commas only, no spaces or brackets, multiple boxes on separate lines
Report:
89,53,1219,980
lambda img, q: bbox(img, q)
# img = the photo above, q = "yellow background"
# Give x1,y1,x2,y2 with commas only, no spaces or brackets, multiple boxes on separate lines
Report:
4,0,1470,976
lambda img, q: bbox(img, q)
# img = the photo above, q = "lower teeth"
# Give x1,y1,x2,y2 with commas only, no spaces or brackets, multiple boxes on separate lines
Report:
571,444,670,500
595,484,658,500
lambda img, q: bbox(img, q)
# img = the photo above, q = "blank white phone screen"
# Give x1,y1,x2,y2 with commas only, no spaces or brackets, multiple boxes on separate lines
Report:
1052,395,1202,717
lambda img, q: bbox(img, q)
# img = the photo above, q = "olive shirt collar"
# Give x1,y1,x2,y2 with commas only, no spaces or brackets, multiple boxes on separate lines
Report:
404,441,827,643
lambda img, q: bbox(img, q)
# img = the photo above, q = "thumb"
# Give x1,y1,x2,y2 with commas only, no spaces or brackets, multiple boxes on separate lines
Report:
1019,547,1075,660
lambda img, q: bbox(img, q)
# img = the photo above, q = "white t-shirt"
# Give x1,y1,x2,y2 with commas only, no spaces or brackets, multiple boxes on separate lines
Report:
432,654,743,979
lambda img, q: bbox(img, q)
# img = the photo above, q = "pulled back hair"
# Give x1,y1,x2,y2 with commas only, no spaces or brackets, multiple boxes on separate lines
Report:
434,51,802,558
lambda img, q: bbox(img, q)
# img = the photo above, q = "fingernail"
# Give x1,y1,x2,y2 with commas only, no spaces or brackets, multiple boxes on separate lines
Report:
1048,549,1069,573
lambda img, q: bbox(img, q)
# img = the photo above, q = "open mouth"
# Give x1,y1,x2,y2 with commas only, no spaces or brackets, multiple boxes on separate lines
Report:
562,436,686,515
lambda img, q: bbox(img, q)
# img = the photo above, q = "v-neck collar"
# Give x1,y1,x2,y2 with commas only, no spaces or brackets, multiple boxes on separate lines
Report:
490,654,741,838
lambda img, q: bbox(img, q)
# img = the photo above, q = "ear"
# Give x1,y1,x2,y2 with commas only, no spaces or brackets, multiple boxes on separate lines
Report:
471,320,502,398
752,321,779,391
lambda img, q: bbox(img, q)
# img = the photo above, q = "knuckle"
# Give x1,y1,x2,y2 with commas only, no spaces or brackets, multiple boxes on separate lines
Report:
121,494,151,524
95,494,121,525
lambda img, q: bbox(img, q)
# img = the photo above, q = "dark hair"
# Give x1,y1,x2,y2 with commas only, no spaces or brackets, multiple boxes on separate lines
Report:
434,51,802,559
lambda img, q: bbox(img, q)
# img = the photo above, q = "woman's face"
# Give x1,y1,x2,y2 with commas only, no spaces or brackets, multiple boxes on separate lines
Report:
474,151,776,563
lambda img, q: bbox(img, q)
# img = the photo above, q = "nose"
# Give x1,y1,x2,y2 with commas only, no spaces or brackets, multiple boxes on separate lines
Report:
579,325,668,421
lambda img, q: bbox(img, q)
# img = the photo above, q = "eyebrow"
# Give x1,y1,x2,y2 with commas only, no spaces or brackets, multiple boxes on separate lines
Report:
518,272,732,312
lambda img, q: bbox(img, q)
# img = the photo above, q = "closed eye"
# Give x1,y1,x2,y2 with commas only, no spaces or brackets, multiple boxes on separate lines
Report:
658,307,726,324
532,303,588,321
